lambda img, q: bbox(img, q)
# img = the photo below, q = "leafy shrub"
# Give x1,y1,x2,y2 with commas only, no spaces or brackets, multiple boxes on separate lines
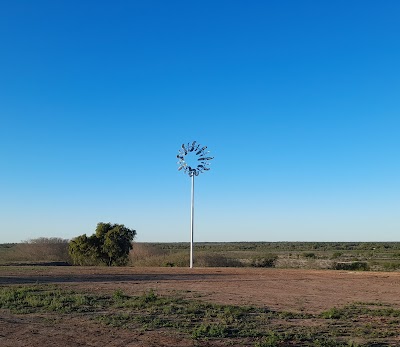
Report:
69,223,136,266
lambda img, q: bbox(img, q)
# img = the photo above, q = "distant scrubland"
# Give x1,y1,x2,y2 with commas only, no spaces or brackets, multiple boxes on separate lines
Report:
0,238,70,265
2,239,400,271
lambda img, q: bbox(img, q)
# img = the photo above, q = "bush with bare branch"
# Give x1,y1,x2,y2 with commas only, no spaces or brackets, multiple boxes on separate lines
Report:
2,238,70,263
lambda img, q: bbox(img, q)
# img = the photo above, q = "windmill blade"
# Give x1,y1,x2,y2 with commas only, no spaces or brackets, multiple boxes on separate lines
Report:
196,146,207,155
181,143,188,155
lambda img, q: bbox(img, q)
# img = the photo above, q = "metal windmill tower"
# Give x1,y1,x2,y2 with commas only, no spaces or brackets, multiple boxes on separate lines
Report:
177,141,214,268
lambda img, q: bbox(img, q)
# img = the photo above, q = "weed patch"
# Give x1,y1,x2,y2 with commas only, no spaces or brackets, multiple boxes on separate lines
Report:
1,286,400,346
0,285,108,314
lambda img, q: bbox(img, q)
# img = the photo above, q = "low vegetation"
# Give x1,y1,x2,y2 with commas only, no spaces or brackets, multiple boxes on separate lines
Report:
0,238,70,264
332,261,369,271
129,242,400,271
1,285,399,346
3,240,400,272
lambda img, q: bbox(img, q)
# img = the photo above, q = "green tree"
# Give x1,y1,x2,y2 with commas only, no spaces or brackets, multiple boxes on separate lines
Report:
68,223,136,266
68,234,99,266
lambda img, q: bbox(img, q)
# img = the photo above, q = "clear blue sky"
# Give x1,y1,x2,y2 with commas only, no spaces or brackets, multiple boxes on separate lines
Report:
1,1,399,243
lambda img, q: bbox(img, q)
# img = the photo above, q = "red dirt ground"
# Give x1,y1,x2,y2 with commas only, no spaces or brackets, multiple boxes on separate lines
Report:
1,266,400,346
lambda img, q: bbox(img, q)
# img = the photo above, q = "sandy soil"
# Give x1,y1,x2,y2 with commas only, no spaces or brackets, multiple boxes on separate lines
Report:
1,266,400,346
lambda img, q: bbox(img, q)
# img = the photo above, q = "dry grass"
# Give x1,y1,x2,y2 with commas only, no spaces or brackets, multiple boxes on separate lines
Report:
129,243,242,267
0,238,70,264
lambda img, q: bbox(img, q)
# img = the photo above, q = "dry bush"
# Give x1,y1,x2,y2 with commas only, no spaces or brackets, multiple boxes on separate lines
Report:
195,253,243,267
129,243,186,267
3,238,70,263
131,250,189,267
275,257,334,270
129,243,167,262
332,261,369,271
129,244,242,268
250,253,278,268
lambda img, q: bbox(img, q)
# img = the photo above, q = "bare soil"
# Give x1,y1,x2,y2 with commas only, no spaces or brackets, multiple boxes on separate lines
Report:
1,266,400,346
